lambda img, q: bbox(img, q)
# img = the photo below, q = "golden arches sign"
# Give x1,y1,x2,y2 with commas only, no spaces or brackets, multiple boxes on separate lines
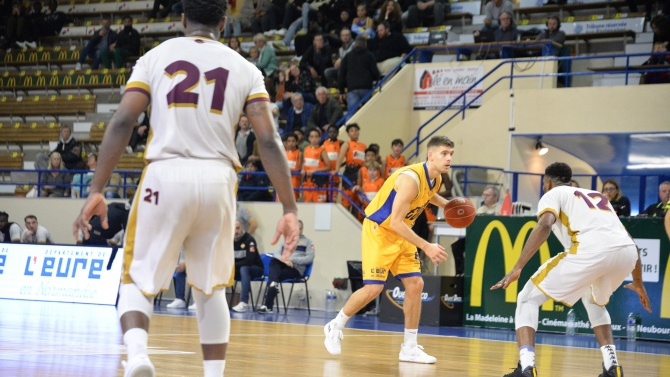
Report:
470,220,554,312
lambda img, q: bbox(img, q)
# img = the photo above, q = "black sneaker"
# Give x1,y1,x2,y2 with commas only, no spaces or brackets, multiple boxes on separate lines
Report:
598,364,624,377
257,305,273,314
502,361,537,377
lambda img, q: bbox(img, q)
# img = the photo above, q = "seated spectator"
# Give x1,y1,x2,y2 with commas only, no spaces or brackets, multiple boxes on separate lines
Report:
228,36,247,57
3,1,28,51
651,15,670,44
494,12,518,42
339,35,380,110
300,34,334,83
237,202,259,235
167,249,188,308
326,9,353,36
0,212,22,243
351,4,376,39
238,160,272,201
41,152,71,198
21,215,54,244
150,0,177,19
76,16,117,70
602,179,631,217
301,128,331,202
129,111,150,152
285,93,314,136
281,0,319,47
232,221,264,312
476,185,502,215
294,129,310,151
368,21,412,76
253,33,278,76
71,153,123,199
282,64,317,110
324,28,354,88
224,0,254,37
641,181,670,218
641,41,670,85
250,0,272,35
377,0,403,33
235,115,256,165
76,201,130,246
41,0,68,37
257,220,315,313
308,87,344,131
101,16,140,69
482,0,514,31
535,15,565,46
248,45,260,64
54,125,83,170
406,0,447,29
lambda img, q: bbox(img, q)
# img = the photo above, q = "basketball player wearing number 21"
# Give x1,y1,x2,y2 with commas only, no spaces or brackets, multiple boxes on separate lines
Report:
72,1,300,377
492,162,651,377
324,136,454,363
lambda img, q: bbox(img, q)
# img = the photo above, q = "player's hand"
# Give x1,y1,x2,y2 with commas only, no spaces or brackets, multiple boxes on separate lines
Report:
491,268,521,290
624,280,652,313
73,192,108,241
423,243,448,267
271,211,300,259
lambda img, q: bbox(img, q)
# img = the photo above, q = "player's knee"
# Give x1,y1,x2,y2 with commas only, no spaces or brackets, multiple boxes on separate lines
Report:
581,290,611,327
364,283,384,298
403,276,424,293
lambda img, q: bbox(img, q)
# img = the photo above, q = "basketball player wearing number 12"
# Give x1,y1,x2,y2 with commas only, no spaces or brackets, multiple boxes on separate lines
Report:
492,163,651,377
73,1,300,377
324,136,453,363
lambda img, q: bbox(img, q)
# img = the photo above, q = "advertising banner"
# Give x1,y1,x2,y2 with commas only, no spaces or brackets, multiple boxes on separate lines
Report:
516,17,645,35
413,65,484,110
464,216,670,341
0,244,123,305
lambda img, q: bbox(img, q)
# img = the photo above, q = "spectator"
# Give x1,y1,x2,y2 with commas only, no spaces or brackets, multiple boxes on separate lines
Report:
0,212,22,243
476,185,502,215
281,0,319,47
71,153,122,199
41,152,71,197
493,12,518,42
272,0,304,38
224,0,255,37
294,128,310,151
232,221,264,312
323,125,344,201
101,16,140,69
167,249,188,308
335,123,367,211
253,33,278,76
300,34,334,83
324,28,354,88
54,125,83,170
3,1,28,51
482,0,514,31
602,179,631,217
355,160,384,204
150,0,177,19
383,138,405,179
285,92,314,135
570,179,580,188
535,15,565,46
651,15,670,44
355,147,379,191
368,21,412,76
249,0,272,35
171,1,183,14
248,45,260,64
641,41,670,85
301,128,331,202
41,0,68,37
129,111,150,152
235,115,256,165
339,35,379,109
326,9,353,36
238,160,273,201
261,0,287,37
76,201,130,246
282,64,317,110
641,181,670,218
76,17,117,70
406,0,447,29
237,203,259,235
284,133,303,200
257,219,315,313
21,215,54,244
377,0,403,33
227,36,246,57
308,87,344,131
351,4,376,39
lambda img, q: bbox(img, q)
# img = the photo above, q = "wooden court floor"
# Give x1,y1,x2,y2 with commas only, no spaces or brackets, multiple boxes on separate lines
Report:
0,300,668,377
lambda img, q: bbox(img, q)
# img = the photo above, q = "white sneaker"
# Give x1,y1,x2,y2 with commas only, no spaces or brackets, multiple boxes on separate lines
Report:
15,41,26,49
75,62,82,71
166,299,186,309
188,302,196,310
275,28,287,36
232,301,249,312
122,355,155,377
399,343,436,364
25,41,37,49
264,29,276,37
323,322,343,355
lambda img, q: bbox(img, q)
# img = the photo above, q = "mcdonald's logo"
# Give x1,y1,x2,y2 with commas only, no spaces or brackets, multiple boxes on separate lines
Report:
116,73,127,85
29,52,38,61
36,76,46,87
3,54,12,62
75,75,85,85
17,53,25,62
102,74,112,84
89,75,99,85
72,51,80,60
23,76,33,87
59,51,68,60
63,76,72,86
41,52,50,61
470,220,554,311
49,76,59,86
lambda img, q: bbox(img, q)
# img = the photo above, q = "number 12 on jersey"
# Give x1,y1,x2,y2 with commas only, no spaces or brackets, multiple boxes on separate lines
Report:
165,60,229,114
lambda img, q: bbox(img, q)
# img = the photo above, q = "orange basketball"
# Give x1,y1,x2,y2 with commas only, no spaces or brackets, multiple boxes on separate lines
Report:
444,197,476,228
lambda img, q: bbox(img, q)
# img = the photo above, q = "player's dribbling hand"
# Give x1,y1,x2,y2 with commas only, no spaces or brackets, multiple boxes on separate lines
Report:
272,211,300,260
72,192,108,241
624,281,652,313
491,268,521,290
424,243,448,267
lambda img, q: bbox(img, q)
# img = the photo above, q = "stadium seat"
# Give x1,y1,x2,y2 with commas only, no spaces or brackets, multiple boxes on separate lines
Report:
0,122,60,149
279,262,313,315
0,95,96,120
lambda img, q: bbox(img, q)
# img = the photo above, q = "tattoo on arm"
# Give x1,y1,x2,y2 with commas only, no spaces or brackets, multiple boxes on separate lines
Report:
247,102,267,117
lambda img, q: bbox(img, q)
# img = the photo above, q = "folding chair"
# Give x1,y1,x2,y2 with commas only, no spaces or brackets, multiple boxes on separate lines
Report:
229,265,266,311
258,253,281,310
279,262,313,315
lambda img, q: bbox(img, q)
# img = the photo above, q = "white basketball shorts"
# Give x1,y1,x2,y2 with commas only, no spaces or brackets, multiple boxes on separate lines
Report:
122,158,237,296
530,244,638,307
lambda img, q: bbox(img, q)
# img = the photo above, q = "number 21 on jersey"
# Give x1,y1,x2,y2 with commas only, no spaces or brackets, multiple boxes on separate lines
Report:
164,60,229,114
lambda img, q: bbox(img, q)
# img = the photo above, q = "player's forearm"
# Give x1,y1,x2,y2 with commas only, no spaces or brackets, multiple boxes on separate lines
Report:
514,223,552,270
632,248,644,283
390,221,430,250
90,109,136,193
429,194,448,209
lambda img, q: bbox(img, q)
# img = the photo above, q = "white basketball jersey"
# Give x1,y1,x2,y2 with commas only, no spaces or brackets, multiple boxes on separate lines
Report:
125,37,269,171
537,185,635,253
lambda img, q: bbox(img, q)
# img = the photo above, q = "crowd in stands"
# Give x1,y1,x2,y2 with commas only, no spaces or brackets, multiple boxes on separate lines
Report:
0,212,54,244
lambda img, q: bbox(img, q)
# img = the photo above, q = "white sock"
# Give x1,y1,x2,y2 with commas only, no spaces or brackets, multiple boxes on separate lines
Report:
332,310,350,328
519,346,535,370
601,345,618,370
203,360,226,377
404,329,418,347
124,328,148,359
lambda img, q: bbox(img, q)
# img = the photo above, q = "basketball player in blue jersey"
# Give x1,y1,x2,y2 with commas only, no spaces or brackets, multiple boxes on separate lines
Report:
324,136,454,363
73,1,300,376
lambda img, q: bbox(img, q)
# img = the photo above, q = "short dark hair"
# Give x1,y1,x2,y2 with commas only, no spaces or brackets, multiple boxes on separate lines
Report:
426,136,454,149
123,15,133,22
285,133,298,141
346,123,360,132
545,162,572,184
313,33,324,40
327,125,339,132
368,143,380,153
0,212,8,219
24,215,37,222
365,147,377,155
294,128,304,135
391,138,404,147
307,127,322,137
354,35,367,48
183,0,227,27
380,21,391,30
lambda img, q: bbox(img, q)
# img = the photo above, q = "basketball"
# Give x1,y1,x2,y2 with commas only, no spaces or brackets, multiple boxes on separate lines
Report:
444,197,476,228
